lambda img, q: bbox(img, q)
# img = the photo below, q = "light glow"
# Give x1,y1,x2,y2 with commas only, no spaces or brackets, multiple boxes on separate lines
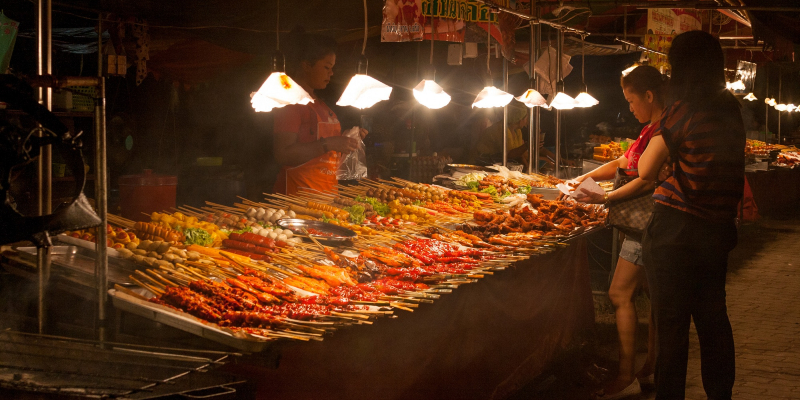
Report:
574,92,599,108
413,80,451,109
726,79,746,91
621,65,638,76
549,92,578,110
767,98,777,106
250,72,314,112
472,86,514,108
336,74,393,109
775,104,788,111
515,89,548,108
744,93,757,101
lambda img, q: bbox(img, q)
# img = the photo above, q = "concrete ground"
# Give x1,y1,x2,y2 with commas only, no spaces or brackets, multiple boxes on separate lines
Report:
509,212,800,400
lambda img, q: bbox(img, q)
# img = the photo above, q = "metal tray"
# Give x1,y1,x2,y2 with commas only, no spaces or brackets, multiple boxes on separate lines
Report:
16,245,141,287
276,218,357,242
109,289,273,353
445,164,495,173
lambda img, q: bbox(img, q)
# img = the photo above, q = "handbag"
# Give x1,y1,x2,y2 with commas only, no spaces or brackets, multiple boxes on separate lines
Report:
606,167,654,240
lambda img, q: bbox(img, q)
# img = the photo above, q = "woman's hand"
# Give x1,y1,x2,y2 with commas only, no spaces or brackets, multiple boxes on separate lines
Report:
359,128,369,139
325,136,359,154
658,162,672,181
573,188,607,204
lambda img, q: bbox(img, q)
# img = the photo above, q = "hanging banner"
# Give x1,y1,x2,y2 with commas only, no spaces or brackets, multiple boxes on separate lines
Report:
644,9,701,74
383,0,512,43
0,11,20,73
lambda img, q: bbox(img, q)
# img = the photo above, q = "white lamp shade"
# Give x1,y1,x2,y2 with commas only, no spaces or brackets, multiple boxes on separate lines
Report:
744,93,757,101
621,65,637,76
336,74,393,109
726,79,746,91
515,89,548,107
574,92,599,108
472,86,514,108
250,72,314,112
767,98,777,106
550,92,577,110
775,104,788,111
413,80,451,109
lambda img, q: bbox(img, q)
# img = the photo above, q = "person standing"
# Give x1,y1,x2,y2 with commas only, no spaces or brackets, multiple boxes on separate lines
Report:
574,65,666,400
638,31,745,400
272,32,366,195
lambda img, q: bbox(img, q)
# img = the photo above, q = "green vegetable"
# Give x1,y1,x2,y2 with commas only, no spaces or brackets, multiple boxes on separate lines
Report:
480,185,497,196
356,196,391,217
345,204,366,224
500,191,513,199
465,181,480,191
517,185,532,194
184,227,213,246
233,226,253,234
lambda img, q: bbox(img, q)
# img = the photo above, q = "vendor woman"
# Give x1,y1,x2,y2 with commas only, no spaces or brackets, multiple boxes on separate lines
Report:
273,32,367,195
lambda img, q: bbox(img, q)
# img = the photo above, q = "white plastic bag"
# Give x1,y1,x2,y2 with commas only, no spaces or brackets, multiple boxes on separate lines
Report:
337,127,368,180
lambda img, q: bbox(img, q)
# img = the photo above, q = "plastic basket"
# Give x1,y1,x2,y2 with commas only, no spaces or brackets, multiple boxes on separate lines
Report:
68,86,96,111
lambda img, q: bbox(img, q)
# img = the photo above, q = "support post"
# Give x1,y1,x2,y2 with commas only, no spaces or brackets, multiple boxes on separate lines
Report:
503,57,508,168
36,0,53,335
94,13,109,344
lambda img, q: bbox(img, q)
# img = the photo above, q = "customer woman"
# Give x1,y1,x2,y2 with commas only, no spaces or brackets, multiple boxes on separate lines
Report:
573,65,666,400
272,32,366,195
638,31,744,400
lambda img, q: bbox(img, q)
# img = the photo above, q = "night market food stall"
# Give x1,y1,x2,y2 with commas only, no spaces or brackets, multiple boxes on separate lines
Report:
1,0,799,398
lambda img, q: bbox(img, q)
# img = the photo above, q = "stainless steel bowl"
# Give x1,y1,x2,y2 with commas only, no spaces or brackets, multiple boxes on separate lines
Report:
276,218,357,242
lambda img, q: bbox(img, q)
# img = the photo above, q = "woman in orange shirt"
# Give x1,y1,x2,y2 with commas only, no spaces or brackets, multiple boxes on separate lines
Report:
273,32,366,195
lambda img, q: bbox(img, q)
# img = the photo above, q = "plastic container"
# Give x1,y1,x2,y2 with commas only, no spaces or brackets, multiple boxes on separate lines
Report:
118,169,177,222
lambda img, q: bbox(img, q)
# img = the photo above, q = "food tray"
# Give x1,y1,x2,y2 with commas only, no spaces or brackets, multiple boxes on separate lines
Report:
15,245,140,287
276,218,357,242
445,164,495,173
528,187,560,200
109,289,273,353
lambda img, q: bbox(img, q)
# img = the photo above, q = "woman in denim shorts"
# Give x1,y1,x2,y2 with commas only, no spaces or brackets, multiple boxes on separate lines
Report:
573,66,666,399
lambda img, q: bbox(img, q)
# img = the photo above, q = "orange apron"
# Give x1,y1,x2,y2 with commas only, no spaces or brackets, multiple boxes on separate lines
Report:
284,105,341,195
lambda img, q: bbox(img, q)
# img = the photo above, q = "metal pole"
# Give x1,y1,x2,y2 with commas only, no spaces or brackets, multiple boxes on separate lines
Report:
777,69,782,143
94,13,109,344
533,7,541,174
528,2,537,174
36,0,53,335
503,57,508,168
765,65,769,143
555,28,563,177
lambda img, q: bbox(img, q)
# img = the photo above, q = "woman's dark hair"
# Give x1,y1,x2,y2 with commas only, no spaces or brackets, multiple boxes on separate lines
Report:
620,65,666,104
666,31,731,108
284,28,337,77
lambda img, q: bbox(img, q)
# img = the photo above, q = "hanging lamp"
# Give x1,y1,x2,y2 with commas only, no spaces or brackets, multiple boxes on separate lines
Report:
250,0,313,112
549,29,576,110
413,19,451,109
472,22,513,108
743,93,757,101
574,34,598,108
337,0,392,109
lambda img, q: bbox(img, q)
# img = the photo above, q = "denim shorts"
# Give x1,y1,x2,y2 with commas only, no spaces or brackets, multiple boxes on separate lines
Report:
619,236,644,266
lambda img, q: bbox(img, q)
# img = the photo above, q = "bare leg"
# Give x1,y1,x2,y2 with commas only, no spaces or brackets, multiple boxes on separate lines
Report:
600,257,645,395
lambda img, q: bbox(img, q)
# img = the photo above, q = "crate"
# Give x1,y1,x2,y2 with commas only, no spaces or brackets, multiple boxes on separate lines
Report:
67,86,96,111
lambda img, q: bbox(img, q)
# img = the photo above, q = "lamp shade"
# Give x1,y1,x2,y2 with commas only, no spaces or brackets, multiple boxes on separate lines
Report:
726,79,746,91
336,74,393,109
767,98,777,106
250,72,314,112
472,86,514,108
574,92,599,108
515,89,548,108
413,80,451,109
549,92,577,110
775,104,788,111
743,93,757,101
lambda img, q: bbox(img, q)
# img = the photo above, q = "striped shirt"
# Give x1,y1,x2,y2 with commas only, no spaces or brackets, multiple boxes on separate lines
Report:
652,99,745,220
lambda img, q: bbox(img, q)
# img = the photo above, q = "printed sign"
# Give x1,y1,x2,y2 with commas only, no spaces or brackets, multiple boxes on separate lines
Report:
644,9,700,74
